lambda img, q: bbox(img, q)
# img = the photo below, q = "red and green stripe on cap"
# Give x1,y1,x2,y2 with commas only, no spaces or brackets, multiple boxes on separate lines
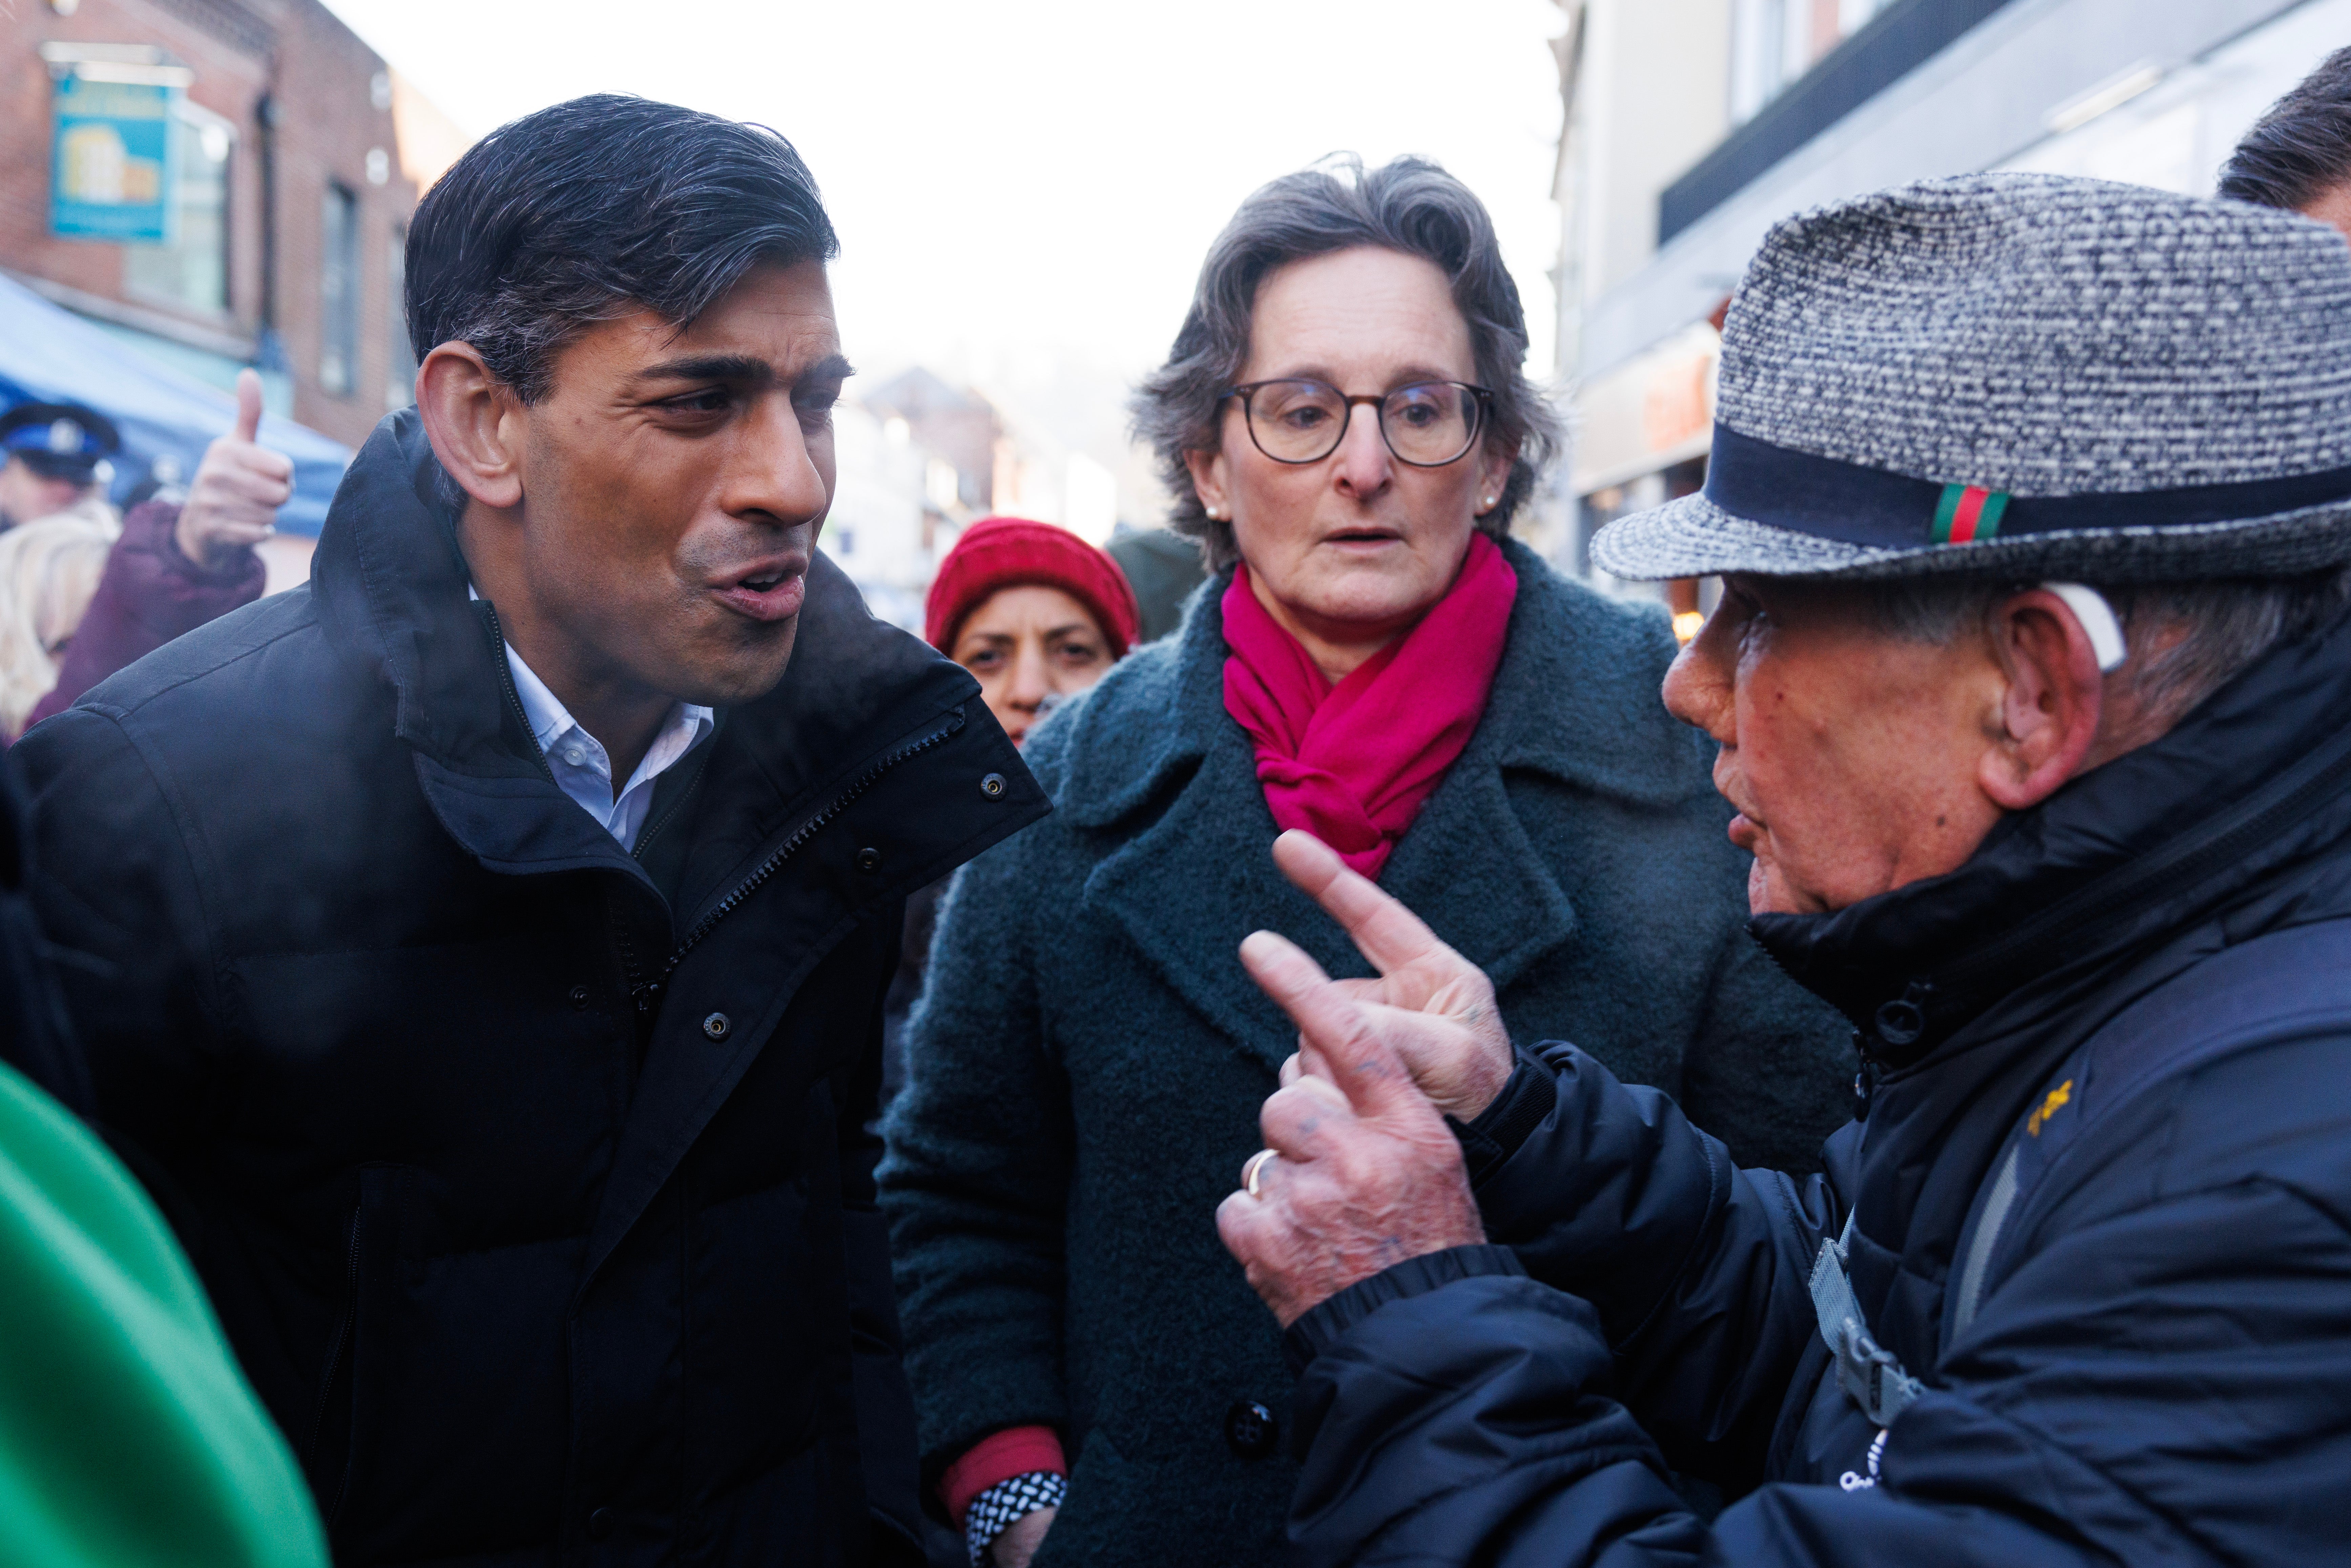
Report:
1933,483,2010,544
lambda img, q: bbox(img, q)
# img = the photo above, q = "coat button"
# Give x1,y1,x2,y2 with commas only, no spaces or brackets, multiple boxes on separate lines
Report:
854,846,882,874
980,772,1007,798
1224,1398,1277,1458
586,1506,613,1540
702,1012,731,1041
568,985,589,1010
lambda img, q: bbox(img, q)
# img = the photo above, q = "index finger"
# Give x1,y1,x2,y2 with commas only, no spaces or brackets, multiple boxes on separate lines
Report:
1238,929,1426,1123
1270,829,1458,979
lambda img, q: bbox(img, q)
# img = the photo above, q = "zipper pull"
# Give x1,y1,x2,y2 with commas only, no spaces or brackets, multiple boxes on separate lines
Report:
632,979,663,1015
1851,1032,1877,1122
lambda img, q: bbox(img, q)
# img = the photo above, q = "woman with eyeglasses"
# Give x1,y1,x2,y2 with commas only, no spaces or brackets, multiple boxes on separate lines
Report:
879,158,1850,1568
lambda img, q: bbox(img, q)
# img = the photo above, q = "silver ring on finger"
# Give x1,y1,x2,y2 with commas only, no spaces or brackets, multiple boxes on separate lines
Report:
1243,1148,1279,1198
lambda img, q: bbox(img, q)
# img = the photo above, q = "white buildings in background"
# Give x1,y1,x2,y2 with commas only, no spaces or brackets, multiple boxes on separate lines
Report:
1546,0,2351,630
990,432,1121,546
824,401,933,632
826,365,1127,630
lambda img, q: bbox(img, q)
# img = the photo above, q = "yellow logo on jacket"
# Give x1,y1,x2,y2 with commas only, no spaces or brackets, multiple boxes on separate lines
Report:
2027,1079,2074,1138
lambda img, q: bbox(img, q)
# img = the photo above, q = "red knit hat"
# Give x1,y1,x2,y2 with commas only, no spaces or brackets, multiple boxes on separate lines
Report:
924,516,1142,659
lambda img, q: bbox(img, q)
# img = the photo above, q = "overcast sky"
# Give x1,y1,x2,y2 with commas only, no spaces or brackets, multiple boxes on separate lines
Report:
322,0,1566,472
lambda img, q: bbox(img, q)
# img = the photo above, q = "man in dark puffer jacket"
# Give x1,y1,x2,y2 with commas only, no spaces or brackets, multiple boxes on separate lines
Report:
14,96,1047,1567
1217,174,2351,1565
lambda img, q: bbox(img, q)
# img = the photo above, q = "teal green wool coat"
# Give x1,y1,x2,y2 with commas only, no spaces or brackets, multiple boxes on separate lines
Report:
877,540,1850,1566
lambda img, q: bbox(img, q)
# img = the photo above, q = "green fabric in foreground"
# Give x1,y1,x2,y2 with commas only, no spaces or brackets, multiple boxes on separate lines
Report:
0,1059,326,1568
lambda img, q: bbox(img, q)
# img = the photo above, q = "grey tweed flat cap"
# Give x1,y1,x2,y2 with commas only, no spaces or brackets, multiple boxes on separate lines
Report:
1593,172,2351,583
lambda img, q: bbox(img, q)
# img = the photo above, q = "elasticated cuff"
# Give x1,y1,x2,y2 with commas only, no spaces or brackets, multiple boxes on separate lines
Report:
1447,1048,1560,1187
1283,1243,1526,1376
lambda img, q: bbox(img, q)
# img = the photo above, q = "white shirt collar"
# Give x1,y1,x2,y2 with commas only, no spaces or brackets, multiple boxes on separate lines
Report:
470,588,715,850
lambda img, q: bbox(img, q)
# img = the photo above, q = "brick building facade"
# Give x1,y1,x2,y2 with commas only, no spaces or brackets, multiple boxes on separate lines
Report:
2,0,462,449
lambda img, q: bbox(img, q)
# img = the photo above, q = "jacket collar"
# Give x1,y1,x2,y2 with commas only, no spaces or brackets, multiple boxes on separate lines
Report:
1061,538,1712,1069
311,408,511,765
1754,602,2351,1065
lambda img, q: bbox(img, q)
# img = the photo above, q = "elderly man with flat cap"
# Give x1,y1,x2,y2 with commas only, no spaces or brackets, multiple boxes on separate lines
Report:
1215,171,2351,1566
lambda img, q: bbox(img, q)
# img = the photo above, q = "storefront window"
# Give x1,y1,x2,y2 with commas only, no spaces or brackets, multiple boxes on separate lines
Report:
1574,473,1661,581
1576,455,1718,635
122,102,232,316
1731,0,1894,121
319,183,359,396
385,226,415,411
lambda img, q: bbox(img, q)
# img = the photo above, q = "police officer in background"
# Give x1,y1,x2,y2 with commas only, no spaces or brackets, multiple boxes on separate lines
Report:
0,403,120,531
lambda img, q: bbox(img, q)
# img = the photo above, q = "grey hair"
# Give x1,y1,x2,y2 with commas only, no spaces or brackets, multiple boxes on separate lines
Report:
1131,155,1561,572
1856,568,2351,723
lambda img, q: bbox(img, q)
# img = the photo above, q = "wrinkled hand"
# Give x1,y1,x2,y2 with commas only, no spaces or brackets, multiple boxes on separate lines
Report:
1269,830,1514,1121
1217,927,1485,1327
176,370,289,569
990,1505,1055,1567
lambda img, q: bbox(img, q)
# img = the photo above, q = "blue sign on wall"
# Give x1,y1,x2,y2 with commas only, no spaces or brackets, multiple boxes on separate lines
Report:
51,75,177,243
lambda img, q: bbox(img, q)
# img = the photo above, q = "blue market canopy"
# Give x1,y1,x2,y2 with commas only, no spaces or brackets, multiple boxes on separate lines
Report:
0,270,350,536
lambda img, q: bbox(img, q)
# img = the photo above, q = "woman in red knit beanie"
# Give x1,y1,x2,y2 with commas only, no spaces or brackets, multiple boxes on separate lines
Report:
924,516,1140,748
877,518,1144,1159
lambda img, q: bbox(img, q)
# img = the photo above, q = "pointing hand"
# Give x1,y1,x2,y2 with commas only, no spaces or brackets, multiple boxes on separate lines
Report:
1266,830,1515,1121
1217,924,1485,1326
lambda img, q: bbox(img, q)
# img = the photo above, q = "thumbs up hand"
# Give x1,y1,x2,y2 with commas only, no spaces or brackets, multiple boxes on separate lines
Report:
1216,919,1487,1328
175,369,293,569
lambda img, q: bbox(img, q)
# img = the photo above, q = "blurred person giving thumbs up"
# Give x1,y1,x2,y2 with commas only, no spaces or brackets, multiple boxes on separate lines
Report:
11,369,286,740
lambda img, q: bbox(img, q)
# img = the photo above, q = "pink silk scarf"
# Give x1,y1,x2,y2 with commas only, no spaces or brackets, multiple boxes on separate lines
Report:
1221,533,1518,880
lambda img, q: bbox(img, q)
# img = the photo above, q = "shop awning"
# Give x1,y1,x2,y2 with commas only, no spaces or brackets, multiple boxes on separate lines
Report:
0,270,350,536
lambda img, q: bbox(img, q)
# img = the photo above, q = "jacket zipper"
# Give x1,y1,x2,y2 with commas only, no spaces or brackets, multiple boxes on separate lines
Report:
483,597,692,1010
477,601,558,787
614,904,646,1013
627,715,962,1015
629,741,715,868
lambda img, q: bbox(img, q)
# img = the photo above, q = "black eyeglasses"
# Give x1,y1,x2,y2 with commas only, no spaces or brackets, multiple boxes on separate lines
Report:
1221,379,1493,467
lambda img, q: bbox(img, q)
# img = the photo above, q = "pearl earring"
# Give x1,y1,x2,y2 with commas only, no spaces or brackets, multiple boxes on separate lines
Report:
1481,495,1496,510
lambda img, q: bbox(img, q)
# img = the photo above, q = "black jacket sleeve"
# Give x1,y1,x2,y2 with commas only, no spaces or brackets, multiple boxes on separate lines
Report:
1293,1038,2351,1567
0,757,92,1115
1461,1041,1840,1483
1288,1259,1704,1568
1287,1260,2109,1568
13,707,226,1181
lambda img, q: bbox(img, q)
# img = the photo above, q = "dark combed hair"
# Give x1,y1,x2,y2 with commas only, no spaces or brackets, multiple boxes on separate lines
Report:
2220,45,2351,210
404,93,839,403
1132,155,1562,571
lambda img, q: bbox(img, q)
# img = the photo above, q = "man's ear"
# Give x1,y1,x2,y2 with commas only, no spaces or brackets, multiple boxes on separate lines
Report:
415,342,525,511
1184,447,1229,521
1979,587,2106,810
